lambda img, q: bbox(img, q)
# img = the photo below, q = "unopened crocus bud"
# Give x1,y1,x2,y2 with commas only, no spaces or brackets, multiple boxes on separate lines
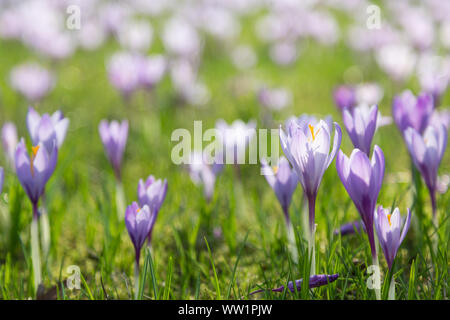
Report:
98,119,128,180
125,202,152,264
392,90,434,134
2,122,18,165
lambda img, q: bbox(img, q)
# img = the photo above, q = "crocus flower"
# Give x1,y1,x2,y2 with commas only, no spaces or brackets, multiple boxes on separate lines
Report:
375,206,411,270
336,146,385,259
107,52,142,98
392,90,434,134
404,124,447,217
9,63,55,102
250,274,339,295
125,202,152,265
258,87,292,111
280,117,342,233
2,122,18,165
333,85,356,111
137,175,167,243
0,167,4,194
139,55,166,89
98,120,128,180
342,104,378,156
216,119,256,165
260,156,298,226
27,107,69,153
15,139,58,216
333,220,365,236
188,151,223,202
375,44,416,82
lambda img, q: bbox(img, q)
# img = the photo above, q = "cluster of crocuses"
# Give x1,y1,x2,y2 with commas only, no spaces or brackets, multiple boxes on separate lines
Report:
0,107,69,291
98,119,168,298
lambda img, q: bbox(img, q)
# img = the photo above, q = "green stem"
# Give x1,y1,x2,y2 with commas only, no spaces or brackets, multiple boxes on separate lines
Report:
31,208,41,293
134,260,140,300
388,274,396,300
40,209,50,260
115,181,126,221
372,254,381,300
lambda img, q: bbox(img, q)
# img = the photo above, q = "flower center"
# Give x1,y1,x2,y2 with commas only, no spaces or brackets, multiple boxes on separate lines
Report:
387,214,392,227
136,207,141,213
272,165,278,175
30,145,40,176
308,124,321,141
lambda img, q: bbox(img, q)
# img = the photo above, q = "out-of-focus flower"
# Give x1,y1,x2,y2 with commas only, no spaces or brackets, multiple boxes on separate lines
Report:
355,83,384,106
342,104,378,156
137,175,167,243
10,63,55,102
430,109,450,129
333,85,356,111
437,174,449,194
216,119,256,165
163,18,201,58
336,146,385,259
2,122,18,166
231,45,257,70
416,54,450,107
15,139,57,215
392,90,434,134
117,20,153,52
333,220,365,236
398,8,434,51
375,206,411,270
77,20,106,51
0,167,4,194
188,151,223,202
98,120,128,180
269,41,299,66
27,107,69,154
375,44,416,82
261,156,298,226
250,274,339,295
125,202,152,264
139,55,166,89
107,52,142,98
280,116,341,232
404,124,447,217
258,87,292,111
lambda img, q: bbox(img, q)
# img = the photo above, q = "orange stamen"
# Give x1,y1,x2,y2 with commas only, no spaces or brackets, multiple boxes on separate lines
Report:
30,145,40,176
387,214,392,227
308,124,321,141
272,166,278,175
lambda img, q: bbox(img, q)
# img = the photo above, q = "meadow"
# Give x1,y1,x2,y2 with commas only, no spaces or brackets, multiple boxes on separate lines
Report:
0,0,448,300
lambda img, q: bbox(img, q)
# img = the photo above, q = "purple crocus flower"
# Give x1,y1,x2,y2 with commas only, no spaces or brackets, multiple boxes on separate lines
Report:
250,274,339,295
98,119,128,180
15,139,58,217
280,117,342,233
216,119,256,165
137,175,167,243
333,85,356,111
342,104,378,156
9,63,55,102
107,52,142,98
336,145,385,259
0,167,4,194
392,90,434,134
188,151,223,202
260,156,298,227
404,124,447,217
2,122,18,166
125,202,152,264
333,220,365,236
27,107,69,153
375,206,411,270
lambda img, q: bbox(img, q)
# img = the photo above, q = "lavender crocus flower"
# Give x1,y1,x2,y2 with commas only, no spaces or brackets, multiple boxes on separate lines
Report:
137,175,167,243
258,87,292,111
250,274,339,295
404,124,447,217
216,119,256,165
2,122,18,166
9,63,55,102
98,120,128,180
333,85,356,111
125,202,152,265
375,206,411,270
188,151,223,202
261,156,298,227
333,220,365,236
15,139,58,217
342,104,378,156
280,117,342,233
27,107,69,153
392,90,434,134
107,52,142,98
336,146,385,259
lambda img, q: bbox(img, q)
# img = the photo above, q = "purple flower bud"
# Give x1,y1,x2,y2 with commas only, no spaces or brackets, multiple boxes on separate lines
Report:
98,119,128,180
2,122,18,166
125,202,152,264
336,146,385,259
342,104,378,156
137,175,167,243
0,167,4,194
375,206,411,270
404,124,447,216
261,156,298,226
26,107,69,154
392,90,434,134
250,274,339,295
9,63,55,102
333,85,356,111
333,220,365,236
15,139,57,216
280,116,341,232
188,151,223,202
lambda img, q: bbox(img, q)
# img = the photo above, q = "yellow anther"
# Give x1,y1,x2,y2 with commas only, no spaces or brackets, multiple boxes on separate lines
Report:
32,145,40,156
387,214,392,227
137,208,141,213
272,166,278,175
30,145,40,176
308,124,321,141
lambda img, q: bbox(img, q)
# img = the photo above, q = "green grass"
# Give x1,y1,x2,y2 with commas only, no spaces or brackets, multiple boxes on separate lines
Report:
0,18,448,300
